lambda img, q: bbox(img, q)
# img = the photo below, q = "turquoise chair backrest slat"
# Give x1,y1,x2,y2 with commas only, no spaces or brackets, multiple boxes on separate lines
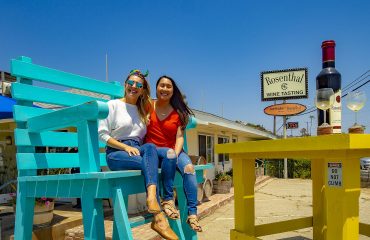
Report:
15,129,106,148
11,56,120,172
16,153,107,170
11,58,123,98
12,83,108,107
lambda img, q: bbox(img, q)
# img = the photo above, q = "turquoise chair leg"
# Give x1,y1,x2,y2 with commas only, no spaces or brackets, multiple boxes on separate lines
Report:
14,190,35,240
176,186,197,240
112,218,119,240
81,196,105,240
112,187,133,240
169,218,186,240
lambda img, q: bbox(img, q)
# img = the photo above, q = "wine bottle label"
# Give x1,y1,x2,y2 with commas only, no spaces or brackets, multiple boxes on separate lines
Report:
330,90,342,133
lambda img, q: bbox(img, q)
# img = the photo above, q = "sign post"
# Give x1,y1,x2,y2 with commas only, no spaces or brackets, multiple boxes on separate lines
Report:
283,101,287,179
261,68,308,179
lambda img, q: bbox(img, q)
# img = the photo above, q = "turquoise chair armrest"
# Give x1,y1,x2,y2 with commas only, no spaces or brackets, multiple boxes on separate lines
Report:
27,100,109,132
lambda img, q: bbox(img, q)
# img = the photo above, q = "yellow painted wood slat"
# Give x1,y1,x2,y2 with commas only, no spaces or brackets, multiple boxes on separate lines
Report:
215,134,370,159
230,229,262,240
254,216,313,237
311,158,326,239
233,158,255,235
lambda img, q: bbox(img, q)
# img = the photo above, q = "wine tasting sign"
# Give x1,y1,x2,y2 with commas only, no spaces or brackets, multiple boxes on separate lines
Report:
261,68,308,101
264,103,306,116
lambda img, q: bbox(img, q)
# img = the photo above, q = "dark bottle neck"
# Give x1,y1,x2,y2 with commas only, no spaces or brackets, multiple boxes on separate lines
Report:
322,60,335,68
322,40,336,68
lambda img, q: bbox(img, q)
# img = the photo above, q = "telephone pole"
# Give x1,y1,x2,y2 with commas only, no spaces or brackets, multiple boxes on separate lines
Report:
309,115,315,136
306,122,309,136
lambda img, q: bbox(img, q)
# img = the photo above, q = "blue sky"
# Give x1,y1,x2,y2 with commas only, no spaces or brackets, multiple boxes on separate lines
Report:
1,0,370,135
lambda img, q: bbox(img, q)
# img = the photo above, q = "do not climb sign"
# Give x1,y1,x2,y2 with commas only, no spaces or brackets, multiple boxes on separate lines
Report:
328,162,342,187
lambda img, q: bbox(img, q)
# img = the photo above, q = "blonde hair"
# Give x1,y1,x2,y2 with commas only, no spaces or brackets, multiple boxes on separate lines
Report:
125,70,152,125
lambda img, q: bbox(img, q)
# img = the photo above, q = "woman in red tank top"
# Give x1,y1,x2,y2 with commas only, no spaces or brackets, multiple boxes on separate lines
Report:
145,76,202,232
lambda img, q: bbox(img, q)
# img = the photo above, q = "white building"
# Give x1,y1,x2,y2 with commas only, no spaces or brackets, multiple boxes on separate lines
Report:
186,109,276,179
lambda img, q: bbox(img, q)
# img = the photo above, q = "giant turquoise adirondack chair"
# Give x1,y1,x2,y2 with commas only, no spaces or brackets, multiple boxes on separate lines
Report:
11,56,212,240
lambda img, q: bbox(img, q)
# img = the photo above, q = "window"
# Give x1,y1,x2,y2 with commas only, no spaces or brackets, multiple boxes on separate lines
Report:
218,136,230,164
198,134,214,163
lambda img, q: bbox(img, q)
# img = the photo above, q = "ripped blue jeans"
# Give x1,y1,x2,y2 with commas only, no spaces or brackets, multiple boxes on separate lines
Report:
157,147,198,216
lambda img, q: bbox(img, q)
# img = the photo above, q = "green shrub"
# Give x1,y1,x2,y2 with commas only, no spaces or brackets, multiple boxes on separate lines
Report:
215,171,232,181
264,159,311,179
292,159,311,179
265,159,284,178
225,168,233,177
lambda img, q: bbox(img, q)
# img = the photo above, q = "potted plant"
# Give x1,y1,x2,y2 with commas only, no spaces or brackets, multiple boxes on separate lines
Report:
33,197,55,227
9,182,56,227
9,146,70,227
212,171,232,194
226,168,233,186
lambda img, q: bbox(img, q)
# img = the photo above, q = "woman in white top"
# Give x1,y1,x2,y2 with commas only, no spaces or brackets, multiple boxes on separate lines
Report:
98,70,178,240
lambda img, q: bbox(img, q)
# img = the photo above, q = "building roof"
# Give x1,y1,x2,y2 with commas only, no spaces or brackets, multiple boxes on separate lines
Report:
33,88,111,109
192,109,276,140
23,86,276,140
0,71,16,82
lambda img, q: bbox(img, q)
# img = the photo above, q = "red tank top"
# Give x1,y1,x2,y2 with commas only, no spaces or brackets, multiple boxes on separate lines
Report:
145,109,181,149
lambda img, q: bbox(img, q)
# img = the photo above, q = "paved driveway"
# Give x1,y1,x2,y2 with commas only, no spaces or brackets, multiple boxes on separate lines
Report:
198,179,370,240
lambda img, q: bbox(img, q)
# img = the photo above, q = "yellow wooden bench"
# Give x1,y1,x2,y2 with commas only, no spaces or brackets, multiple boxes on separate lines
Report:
216,134,370,240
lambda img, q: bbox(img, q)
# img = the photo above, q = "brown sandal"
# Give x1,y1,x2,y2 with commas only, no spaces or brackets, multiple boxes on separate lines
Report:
147,198,161,214
151,212,179,240
162,200,180,219
187,215,202,232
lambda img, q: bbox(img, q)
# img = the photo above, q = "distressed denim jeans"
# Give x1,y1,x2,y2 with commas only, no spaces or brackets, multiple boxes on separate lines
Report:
156,147,178,201
157,148,198,215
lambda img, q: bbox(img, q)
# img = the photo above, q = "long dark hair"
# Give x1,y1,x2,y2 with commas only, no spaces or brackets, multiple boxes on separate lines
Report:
156,75,194,129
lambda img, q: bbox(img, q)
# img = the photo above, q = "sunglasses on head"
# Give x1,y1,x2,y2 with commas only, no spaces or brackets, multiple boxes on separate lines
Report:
130,69,149,77
126,79,143,89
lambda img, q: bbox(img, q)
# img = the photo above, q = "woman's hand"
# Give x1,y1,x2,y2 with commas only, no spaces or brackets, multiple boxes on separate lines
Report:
123,145,140,156
107,138,140,156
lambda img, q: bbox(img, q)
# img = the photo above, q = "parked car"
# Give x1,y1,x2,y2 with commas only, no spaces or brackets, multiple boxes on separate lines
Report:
360,157,370,170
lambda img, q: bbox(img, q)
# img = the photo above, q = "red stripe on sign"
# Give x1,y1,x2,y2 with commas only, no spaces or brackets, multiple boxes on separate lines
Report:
328,163,341,167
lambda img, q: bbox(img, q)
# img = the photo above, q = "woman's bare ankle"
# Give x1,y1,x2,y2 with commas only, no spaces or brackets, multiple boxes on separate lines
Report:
147,184,157,199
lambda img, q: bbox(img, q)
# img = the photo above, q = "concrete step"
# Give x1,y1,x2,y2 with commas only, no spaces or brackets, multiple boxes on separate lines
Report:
64,176,271,240
3,176,272,240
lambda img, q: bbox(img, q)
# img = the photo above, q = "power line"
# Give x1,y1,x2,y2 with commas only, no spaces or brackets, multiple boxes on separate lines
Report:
297,70,370,116
342,78,370,98
292,78,370,118
271,70,369,133
342,74,370,96
342,70,370,92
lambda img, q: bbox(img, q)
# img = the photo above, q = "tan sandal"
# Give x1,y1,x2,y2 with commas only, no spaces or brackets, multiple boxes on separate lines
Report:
187,215,202,232
147,198,161,214
162,200,180,220
151,212,179,240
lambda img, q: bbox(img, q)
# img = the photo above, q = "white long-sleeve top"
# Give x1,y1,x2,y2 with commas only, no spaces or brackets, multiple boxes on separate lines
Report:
98,99,147,144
